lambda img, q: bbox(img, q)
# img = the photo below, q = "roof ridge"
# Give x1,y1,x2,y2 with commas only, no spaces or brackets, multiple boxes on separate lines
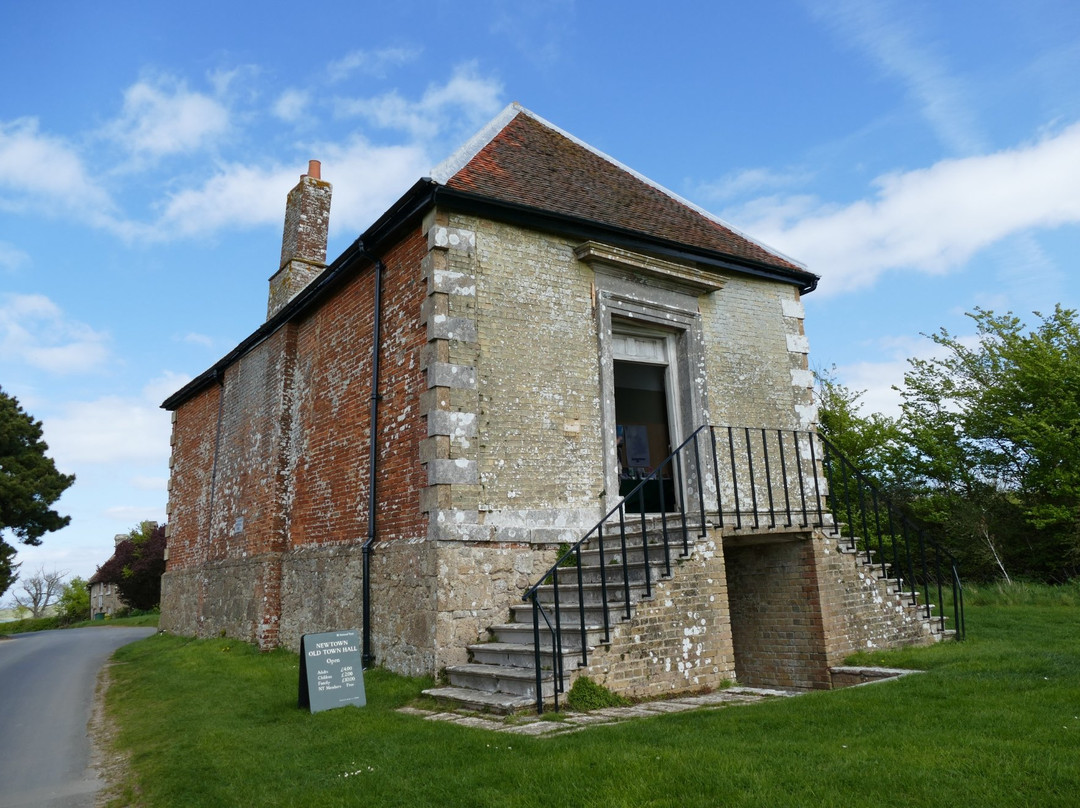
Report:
430,103,805,271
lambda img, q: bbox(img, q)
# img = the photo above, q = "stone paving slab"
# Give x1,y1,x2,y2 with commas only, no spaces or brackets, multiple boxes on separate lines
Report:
398,685,806,737
636,701,701,713
499,721,574,736
560,713,621,725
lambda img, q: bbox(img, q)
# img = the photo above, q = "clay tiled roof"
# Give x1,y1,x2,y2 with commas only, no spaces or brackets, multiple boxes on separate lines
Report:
438,106,806,274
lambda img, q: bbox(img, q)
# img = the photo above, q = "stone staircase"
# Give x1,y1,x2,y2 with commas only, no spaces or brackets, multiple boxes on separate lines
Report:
836,539,956,641
424,519,690,713
422,519,952,714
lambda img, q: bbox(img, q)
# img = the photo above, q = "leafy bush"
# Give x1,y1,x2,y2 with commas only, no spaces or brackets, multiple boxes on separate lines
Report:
57,576,90,623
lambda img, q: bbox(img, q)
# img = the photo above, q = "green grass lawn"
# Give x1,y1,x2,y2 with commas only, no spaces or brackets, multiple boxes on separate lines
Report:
103,589,1080,808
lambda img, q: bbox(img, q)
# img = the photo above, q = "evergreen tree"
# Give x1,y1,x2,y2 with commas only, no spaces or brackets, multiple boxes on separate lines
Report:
0,387,74,598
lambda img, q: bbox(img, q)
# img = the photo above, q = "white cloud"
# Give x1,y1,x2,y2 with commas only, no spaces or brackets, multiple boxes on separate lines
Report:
739,122,1080,294
0,118,117,223
107,75,230,157
273,89,310,122
154,163,300,237
44,395,172,468
151,137,430,239
327,46,421,82
335,62,503,141
0,293,110,374
0,240,29,271
315,138,430,234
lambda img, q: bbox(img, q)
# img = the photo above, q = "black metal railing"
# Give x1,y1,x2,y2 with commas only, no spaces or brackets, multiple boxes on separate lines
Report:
521,425,965,713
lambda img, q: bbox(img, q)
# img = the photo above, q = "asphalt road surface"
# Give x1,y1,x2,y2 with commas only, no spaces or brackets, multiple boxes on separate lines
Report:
0,627,156,808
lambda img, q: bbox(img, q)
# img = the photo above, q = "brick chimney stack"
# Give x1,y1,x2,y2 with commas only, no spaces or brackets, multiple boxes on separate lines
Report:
267,160,332,319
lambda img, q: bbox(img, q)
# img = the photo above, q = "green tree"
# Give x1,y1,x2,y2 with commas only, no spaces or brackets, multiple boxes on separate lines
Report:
57,576,91,623
0,387,75,598
96,521,166,611
0,542,18,602
815,368,902,485
898,306,1080,582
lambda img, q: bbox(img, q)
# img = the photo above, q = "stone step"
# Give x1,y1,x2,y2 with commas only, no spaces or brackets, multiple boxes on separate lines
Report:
468,641,581,670
488,621,605,649
422,685,536,715
577,532,700,565
575,560,675,586
446,663,559,698
509,600,635,627
530,579,660,606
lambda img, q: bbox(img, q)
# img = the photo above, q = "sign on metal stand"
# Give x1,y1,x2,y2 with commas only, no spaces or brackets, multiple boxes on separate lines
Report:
298,630,366,713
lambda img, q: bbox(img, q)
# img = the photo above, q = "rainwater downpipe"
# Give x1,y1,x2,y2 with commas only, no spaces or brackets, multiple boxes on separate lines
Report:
360,246,384,669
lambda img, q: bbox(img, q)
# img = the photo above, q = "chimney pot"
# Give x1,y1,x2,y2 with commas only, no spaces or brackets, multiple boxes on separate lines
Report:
306,159,321,180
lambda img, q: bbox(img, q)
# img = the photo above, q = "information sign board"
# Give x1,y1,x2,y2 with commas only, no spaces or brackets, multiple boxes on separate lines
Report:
298,630,366,713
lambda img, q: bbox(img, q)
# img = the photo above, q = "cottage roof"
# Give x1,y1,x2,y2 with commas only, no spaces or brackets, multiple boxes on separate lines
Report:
430,104,806,275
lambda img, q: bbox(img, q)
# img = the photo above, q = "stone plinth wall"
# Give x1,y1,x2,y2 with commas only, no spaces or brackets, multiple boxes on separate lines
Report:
433,540,559,670
576,532,736,698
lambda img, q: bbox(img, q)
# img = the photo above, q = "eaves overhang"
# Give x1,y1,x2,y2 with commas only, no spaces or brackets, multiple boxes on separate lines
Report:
431,186,819,295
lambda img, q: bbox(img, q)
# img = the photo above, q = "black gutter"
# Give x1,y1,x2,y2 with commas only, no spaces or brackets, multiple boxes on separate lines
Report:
359,244,384,669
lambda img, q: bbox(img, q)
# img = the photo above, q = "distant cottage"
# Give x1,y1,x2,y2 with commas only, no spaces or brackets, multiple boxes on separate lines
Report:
161,104,956,711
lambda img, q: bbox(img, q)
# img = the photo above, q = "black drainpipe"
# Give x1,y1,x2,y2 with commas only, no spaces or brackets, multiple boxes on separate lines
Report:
359,244,384,669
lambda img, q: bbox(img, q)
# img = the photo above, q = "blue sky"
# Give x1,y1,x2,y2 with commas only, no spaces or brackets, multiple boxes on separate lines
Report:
2,0,1078,584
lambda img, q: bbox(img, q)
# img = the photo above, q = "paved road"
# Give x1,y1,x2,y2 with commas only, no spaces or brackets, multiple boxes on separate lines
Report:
0,627,156,808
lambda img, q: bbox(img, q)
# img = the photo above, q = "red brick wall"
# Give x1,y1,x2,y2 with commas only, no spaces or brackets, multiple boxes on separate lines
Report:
165,383,220,571
287,227,429,549
162,224,430,650
724,536,831,690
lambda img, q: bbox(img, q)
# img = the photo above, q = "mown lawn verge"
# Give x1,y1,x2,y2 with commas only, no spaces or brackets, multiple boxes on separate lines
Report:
103,590,1080,807
0,612,159,635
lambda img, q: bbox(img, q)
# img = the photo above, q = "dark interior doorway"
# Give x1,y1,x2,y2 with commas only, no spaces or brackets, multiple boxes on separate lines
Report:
614,360,675,512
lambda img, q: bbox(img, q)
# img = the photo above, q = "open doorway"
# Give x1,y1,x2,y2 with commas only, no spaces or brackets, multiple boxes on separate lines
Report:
614,360,676,512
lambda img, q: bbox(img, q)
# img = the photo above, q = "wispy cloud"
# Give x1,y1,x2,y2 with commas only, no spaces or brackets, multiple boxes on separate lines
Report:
698,167,815,203
105,74,231,158
327,46,422,82
0,240,29,271
737,122,1080,294
807,0,984,153
180,332,214,348
153,162,300,237
0,118,118,225
272,89,311,122
142,371,192,405
335,62,503,141
0,293,111,374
